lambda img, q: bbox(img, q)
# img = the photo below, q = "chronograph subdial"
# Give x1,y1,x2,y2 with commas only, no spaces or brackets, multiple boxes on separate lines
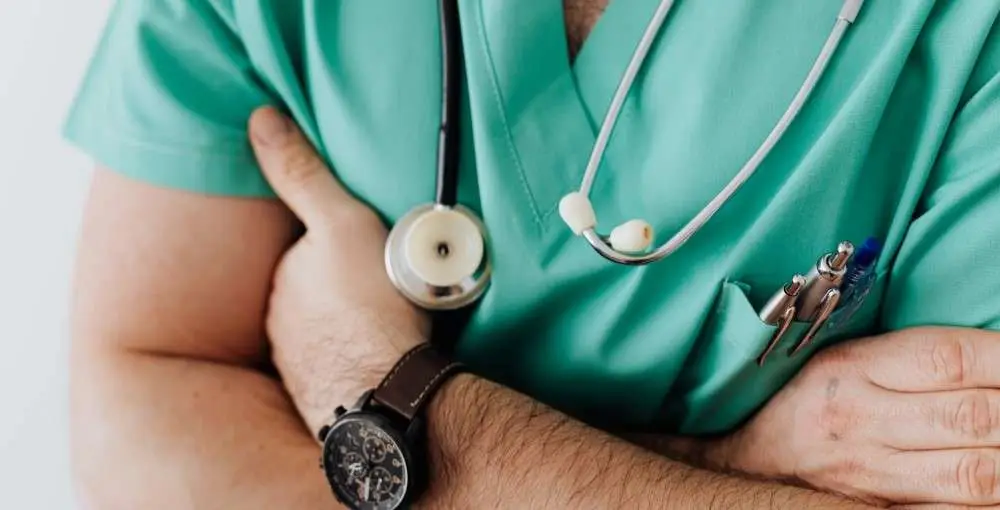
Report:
369,467,396,499
363,435,390,463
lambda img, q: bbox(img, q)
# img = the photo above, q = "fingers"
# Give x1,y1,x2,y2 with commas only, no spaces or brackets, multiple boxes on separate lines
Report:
872,389,1000,450
863,449,1000,507
248,106,358,228
851,328,1000,392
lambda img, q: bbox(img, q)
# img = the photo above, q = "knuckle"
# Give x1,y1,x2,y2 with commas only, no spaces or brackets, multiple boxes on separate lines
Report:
817,391,854,443
955,452,1000,502
920,335,971,387
942,393,999,439
796,350,860,444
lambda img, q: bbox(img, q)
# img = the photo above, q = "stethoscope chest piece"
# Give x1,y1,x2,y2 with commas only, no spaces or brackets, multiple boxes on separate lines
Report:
385,204,491,310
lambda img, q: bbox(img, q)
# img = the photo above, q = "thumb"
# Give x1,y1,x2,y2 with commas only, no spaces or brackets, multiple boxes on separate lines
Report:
248,106,356,228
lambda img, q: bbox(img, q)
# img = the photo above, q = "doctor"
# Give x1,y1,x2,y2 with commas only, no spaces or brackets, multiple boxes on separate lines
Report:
66,0,1000,508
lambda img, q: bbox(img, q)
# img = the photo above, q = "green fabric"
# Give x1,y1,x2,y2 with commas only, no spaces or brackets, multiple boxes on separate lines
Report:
65,0,1000,434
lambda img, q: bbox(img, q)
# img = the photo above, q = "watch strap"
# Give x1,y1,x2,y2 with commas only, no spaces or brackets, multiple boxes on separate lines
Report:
372,343,463,421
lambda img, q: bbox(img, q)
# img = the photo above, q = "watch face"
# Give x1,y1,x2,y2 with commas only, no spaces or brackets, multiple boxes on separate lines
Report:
322,414,410,510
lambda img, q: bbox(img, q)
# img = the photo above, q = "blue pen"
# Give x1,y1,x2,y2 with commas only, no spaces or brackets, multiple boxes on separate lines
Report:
841,237,882,301
828,237,883,329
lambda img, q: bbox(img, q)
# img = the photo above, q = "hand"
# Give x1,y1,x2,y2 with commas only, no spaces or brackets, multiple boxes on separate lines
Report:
248,106,429,433
706,327,1000,508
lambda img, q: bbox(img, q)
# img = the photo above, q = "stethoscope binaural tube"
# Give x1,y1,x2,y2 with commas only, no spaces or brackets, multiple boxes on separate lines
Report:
559,0,867,266
384,0,492,311
435,0,462,208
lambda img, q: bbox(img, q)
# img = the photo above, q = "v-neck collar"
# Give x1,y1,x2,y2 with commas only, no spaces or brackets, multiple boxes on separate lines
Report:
471,0,663,229
570,0,663,130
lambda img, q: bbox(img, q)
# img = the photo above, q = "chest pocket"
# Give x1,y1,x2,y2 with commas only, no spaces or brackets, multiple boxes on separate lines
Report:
661,269,889,435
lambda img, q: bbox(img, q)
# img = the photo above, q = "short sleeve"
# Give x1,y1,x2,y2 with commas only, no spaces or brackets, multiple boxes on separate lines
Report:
63,0,275,196
882,22,1000,331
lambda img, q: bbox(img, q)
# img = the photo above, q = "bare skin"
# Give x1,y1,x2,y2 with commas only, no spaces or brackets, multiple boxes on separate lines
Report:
70,172,329,509
564,0,609,59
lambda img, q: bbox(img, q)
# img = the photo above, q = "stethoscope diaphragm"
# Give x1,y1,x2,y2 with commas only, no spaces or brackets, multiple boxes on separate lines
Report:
385,204,491,310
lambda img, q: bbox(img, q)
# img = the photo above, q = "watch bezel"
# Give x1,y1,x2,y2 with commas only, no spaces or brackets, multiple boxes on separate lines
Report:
321,410,417,509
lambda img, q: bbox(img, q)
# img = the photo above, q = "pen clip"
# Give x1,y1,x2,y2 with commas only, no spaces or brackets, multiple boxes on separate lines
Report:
759,274,807,325
757,306,796,366
790,288,841,356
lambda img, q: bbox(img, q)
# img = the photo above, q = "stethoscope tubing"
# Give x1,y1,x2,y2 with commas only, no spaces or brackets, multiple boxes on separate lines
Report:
436,0,463,207
579,0,677,197
578,1,863,266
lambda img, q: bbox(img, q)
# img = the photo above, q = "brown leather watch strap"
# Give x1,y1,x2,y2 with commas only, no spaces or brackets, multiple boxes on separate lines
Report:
372,344,464,421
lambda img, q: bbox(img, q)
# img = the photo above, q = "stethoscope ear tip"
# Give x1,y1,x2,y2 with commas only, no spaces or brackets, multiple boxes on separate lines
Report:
559,192,597,235
560,192,655,256
609,219,655,253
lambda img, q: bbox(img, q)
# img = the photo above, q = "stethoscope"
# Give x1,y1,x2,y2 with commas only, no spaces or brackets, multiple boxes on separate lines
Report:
385,0,867,311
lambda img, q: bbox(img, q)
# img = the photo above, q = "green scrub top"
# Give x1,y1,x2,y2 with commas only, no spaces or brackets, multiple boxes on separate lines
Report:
65,0,1000,434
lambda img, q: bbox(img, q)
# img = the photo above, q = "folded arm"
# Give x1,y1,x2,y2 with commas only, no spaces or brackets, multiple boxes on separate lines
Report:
421,373,872,509
70,169,330,509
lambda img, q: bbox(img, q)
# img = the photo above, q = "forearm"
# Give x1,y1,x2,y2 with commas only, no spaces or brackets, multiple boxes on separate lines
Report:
71,347,338,510
423,375,871,510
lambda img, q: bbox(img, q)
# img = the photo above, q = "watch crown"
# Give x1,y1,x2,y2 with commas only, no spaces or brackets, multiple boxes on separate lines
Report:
334,406,347,418
317,425,331,442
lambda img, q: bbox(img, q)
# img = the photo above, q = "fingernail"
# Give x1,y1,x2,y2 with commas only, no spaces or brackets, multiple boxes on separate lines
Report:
251,107,292,145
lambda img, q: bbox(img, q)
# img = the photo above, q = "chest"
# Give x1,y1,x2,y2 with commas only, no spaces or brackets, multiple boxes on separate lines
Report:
563,0,610,59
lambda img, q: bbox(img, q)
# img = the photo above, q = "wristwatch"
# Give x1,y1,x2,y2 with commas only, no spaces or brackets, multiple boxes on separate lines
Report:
318,343,464,510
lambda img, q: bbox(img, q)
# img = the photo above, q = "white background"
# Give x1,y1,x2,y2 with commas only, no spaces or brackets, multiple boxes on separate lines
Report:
0,1,110,508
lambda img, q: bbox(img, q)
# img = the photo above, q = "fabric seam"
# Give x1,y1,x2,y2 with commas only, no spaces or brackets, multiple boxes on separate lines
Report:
474,0,545,227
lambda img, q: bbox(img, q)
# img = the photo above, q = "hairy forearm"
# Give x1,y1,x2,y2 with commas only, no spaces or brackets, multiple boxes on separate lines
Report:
423,375,871,510
71,347,338,510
